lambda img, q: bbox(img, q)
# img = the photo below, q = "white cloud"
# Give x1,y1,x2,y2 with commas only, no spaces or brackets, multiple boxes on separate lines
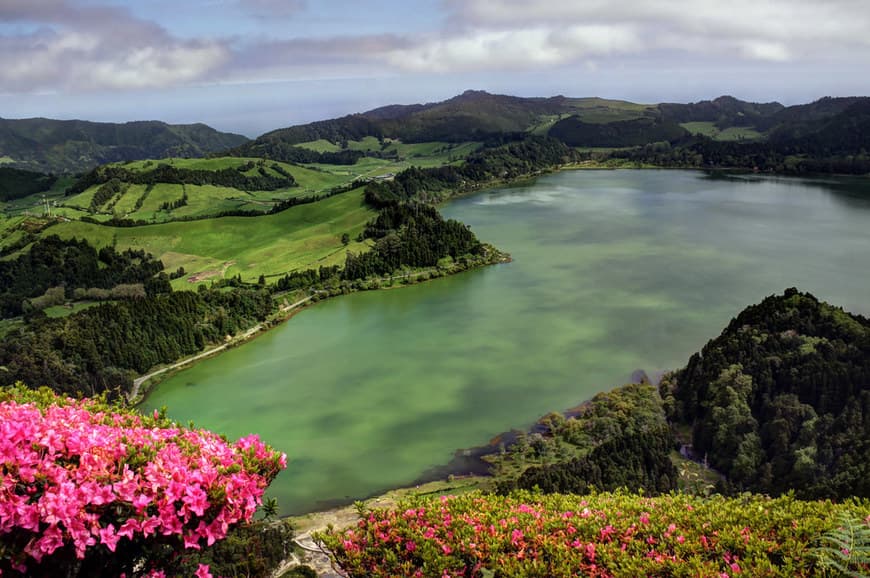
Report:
0,1,229,92
1,0,869,94
388,25,639,72
88,43,229,89
443,0,870,62
741,41,791,63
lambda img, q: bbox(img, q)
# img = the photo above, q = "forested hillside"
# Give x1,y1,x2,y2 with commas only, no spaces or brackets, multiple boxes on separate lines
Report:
548,117,687,147
0,286,275,397
490,383,678,496
0,235,164,318
661,288,870,499
364,136,578,206
0,167,58,201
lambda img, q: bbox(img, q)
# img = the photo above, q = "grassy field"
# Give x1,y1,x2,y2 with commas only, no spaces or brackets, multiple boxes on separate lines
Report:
716,126,763,141
681,122,763,141
37,187,375,284
43,301,105,318
59,158,324,223
681,121,719,136
566,97,655,123
296,139,342,153
119,157,264,171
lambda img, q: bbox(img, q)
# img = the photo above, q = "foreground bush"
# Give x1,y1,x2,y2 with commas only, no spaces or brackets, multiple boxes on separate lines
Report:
319,490,870,577
0,385,286,577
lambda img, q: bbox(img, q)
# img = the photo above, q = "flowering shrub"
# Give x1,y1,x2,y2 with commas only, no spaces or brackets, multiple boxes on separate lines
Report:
319,490,870,577
0,385,286,577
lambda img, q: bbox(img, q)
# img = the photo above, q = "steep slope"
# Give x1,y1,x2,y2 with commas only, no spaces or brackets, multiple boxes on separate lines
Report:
661,288,870,498
769,98,870,154
0,118,248,174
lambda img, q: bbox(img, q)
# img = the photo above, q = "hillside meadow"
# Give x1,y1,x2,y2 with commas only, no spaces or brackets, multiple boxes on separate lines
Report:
40,187,374,285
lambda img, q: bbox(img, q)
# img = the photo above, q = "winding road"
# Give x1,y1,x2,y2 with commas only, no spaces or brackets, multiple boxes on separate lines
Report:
127,295,313,402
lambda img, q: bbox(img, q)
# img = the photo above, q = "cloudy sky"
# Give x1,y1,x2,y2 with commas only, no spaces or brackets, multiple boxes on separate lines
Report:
2,0,869,136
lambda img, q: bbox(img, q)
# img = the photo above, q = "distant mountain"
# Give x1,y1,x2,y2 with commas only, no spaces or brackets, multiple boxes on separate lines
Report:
231,91,659,161
9,92,866,177
0,118,248,174
659,95,785,129
766,97,870,149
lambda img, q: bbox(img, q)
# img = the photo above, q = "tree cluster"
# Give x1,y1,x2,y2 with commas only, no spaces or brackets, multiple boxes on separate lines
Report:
343,203,482,279
548,117,688,147
364,137,578,206
662,288,870,499
226,141,364,165
491,383,677,496
0,287,275,398
0,167,57,201
0,235,164,318
66,163,296,197
275,265,340,292
513,424,677,496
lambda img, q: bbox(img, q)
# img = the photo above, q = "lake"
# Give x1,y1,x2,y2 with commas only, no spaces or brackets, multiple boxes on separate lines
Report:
142,169,870,515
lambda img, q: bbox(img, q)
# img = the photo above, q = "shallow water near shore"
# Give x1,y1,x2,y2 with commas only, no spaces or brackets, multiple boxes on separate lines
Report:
143,169,870,515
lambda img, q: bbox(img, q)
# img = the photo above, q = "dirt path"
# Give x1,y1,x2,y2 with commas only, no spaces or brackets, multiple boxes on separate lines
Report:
128,295,313,402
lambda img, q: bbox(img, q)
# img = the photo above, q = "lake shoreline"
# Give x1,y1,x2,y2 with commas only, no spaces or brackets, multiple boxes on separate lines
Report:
132,246,511,405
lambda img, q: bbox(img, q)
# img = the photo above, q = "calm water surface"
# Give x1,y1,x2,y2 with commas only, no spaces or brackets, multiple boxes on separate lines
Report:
143,170,870,514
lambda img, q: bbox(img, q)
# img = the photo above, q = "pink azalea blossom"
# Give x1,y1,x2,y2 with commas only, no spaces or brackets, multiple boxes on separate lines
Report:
0,392,286,576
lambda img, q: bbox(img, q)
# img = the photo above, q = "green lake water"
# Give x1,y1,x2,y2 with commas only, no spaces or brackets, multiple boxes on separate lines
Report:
142,170,870,515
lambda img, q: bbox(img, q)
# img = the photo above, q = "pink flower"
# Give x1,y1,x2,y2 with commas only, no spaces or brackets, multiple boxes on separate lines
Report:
195,563,213,578
0,391,286,575
99,525,120,552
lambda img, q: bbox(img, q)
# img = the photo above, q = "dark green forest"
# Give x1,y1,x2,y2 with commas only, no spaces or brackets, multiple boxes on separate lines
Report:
66,163,296,197
343,203,483,279
0,236,164,318
0,167,58,201
513,425,678,496
490,383,678,496
226,140,364,165
661,288,870,499
548,117,688,147
0,287,275,398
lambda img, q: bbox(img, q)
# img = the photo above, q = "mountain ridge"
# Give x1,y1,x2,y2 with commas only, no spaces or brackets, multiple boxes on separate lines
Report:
0,117,249,174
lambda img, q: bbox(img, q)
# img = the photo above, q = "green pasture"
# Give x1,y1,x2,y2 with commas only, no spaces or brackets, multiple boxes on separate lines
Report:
681,122,763,141
43,301,105,318
346,136,384,152
716,126,763,141
681,122,719,136
40,187,375,284
61,158,355,222
296,139,342,153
